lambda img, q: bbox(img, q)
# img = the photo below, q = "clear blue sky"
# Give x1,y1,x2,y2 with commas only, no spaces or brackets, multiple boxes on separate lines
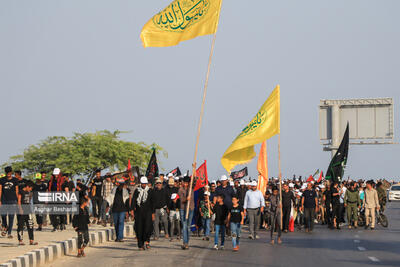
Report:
1,0,399,181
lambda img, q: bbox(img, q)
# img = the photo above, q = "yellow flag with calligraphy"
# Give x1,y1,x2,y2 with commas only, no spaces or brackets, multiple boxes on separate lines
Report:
221,85,280,173
140,0,222,47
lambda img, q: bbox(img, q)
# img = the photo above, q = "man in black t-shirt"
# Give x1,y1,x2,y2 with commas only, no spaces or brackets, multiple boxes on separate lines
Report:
323,183,333,229
34,174,48,231
15,171,28,191
91,170,103,224
0,166,19,238
301,183,319,232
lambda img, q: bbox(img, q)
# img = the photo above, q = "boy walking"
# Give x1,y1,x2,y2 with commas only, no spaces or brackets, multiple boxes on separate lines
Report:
199,191,212,241
227,196,244,251
213,194,228,250
17,181,38,246
73,198,90,257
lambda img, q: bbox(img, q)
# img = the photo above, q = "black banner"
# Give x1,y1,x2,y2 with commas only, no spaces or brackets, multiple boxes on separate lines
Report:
230,167,248,180
145,149,159,184
325,123,349,183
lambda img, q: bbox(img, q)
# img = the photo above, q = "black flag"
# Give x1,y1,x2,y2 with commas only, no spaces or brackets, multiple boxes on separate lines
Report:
325,123,349,183
168,167,182,177
145,149,159,184
230,167,248,180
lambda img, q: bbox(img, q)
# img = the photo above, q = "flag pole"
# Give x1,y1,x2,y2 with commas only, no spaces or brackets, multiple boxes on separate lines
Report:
278,134,283,230
186,32,218,219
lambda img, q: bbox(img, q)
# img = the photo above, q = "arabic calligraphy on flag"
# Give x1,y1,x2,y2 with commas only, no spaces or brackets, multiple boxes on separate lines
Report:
141,0,222,47
194,161,208,191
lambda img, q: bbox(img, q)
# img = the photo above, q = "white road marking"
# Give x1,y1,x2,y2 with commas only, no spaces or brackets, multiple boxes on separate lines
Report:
354,240,360,243
354,235,360,238
368,256,380,262
358,247,366,251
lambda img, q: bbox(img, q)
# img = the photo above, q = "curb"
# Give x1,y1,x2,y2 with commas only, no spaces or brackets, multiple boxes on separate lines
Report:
0,224,135,267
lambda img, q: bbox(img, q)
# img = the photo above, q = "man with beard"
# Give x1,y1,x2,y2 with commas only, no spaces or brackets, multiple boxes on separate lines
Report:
243,181,265,240
132,177,155,250
301,182,319,232
153,178,169,240
281,183,295,233
344,182,361,229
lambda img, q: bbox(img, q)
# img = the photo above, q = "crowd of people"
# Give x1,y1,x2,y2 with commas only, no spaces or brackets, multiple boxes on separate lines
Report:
0,165,391,257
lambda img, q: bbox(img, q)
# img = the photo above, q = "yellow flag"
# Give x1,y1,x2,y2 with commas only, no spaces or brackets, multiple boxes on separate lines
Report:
221,85,280,173
140,0,222,47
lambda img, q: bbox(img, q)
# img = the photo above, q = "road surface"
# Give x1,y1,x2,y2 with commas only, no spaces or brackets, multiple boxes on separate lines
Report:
49,202,400,267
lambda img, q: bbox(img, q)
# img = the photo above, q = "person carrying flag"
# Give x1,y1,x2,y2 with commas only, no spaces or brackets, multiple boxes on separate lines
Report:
178,176,195,250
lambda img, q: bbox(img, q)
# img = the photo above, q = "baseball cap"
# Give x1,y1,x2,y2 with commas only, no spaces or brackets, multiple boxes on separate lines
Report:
140,176,148,184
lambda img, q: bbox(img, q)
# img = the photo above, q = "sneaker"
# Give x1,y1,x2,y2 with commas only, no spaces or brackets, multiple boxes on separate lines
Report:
7,235,13,239
51,228,57,232
30,241,38,245
219,245,224,250
248,235,254,239
213,244,218,250
255,235,260,239
233,246,239,252
370,227,375,230
19,241,25,246
205,237,210,241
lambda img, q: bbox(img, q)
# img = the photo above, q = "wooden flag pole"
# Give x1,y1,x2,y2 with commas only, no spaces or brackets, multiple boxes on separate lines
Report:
278,134,283,230
186,32,218,219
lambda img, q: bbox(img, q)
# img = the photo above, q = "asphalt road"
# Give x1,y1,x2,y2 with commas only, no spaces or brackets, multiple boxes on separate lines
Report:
49,202,400,267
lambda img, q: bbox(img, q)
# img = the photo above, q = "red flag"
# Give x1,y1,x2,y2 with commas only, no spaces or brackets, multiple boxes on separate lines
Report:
317,171,323,183
194,160,208,191
127,159,132,171
306,175,314,182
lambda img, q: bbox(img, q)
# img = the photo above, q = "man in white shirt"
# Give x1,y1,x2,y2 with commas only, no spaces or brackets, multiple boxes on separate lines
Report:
243,181,265,239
